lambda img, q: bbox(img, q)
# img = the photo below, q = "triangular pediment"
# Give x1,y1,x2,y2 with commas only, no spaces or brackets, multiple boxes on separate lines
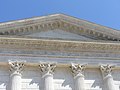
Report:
24,29,94,41
0,14,120,41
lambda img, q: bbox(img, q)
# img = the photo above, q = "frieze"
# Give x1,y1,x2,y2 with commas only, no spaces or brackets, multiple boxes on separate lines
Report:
0,38,120,53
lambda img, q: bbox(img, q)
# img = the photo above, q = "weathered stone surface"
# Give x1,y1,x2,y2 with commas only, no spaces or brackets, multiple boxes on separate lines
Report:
0,14,120,90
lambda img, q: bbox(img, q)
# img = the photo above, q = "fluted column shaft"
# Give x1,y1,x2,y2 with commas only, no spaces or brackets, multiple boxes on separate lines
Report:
39,63,56,90
70,64,87,90
74,74,85,90
10,74,22,90
9,61,25,90
44,74,54,90
100,64,115,90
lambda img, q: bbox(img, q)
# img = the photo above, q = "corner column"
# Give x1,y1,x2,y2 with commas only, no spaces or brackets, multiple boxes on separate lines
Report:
39,63,56,90
100,64,115,90
8,61,25,90
70,63,87,90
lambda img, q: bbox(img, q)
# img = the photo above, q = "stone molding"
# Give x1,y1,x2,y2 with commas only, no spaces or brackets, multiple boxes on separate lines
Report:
9,61,25,76
100,64,115,79
70,63,87,78
39,63,56,77
0,14,119,41
0,37,120,53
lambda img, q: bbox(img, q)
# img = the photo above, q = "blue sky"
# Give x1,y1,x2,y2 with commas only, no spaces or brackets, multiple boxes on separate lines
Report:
0,0,120,30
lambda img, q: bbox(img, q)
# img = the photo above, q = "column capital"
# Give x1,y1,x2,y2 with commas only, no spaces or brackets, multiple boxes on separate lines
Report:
100,64,115,79
39,63,56,77
8,61,25,76
70,63,87,78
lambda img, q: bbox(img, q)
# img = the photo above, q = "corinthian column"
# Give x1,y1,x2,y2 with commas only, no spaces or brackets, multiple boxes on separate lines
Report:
39,63,56,90
100,64,115,90
8,61,25,90
70,63,87,90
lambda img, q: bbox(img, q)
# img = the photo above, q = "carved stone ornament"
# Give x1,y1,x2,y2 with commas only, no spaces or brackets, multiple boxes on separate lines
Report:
9,61,25,76
39,63,56,76
70,63,87,78
100,64,115,78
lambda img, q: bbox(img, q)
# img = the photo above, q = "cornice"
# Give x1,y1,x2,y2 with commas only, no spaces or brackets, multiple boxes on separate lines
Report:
0,37,120,53
0,14,120,41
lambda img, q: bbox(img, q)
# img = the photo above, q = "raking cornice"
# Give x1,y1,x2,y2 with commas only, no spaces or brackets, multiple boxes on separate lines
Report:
0,14,120,41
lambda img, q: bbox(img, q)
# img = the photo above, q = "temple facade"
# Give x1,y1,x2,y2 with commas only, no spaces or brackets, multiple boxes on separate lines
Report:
0,14,120,90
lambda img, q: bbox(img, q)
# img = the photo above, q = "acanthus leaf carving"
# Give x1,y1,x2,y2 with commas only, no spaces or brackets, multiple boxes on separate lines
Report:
70,63,87,78
100,64,115,78
39,63,56,77
8,60,25,76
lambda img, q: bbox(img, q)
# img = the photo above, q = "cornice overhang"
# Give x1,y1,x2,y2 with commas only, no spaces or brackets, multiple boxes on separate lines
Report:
0,14,120,41
0,37,120,53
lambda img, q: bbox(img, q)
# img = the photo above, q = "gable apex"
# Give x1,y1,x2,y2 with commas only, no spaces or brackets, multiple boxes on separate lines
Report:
0,14,120,41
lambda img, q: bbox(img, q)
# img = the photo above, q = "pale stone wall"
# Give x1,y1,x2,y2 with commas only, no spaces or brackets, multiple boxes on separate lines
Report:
54,67,74,90
85,69,103,90
112,70,120,90
22,66,42,90
0,66,9,90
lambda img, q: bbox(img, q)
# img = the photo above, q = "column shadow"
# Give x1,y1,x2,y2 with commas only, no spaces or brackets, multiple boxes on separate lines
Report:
54,67,74,90
29,76,43,90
